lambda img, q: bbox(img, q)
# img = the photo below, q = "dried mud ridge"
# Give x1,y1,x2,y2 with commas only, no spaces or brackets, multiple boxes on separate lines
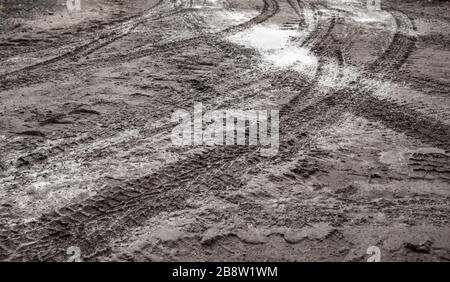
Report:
0,0,449,261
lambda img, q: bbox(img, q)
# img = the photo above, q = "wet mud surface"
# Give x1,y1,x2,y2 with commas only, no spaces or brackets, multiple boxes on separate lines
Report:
0,0,449,261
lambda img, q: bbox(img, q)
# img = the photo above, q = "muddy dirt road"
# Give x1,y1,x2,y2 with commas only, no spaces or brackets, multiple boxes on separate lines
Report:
0,0,449,261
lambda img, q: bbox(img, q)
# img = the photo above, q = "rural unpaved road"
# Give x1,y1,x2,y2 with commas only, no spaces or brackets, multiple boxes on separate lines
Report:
0,0,449,261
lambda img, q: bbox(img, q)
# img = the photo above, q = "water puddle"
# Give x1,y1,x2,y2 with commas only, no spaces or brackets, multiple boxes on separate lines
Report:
229,24,297,50
227,24,318,76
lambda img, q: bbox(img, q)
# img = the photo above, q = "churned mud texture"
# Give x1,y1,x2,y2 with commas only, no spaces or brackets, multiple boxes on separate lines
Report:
0,0,449,262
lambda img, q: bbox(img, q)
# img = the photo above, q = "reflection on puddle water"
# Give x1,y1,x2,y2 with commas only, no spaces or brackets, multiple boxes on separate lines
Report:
353,16,378,23
266,47,317,73
351,10,391,23
228,24,296,51
227,24,318,75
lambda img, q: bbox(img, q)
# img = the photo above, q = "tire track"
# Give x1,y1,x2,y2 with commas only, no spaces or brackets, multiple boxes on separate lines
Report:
2,0,283,172
279,3,448,154
3,0,281,172
0,0,279,91
119,0,280,61
365,10,417,79
399,74,450,96
0,3,233,89
0,0,346,261
345,9,450,150
290,1,320,47
350,94,450,151
4,2,445,262
378,4,450,96
0,0,165,85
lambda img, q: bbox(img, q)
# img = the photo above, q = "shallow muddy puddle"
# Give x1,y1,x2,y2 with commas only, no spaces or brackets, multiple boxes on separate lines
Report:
227,24,318,76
